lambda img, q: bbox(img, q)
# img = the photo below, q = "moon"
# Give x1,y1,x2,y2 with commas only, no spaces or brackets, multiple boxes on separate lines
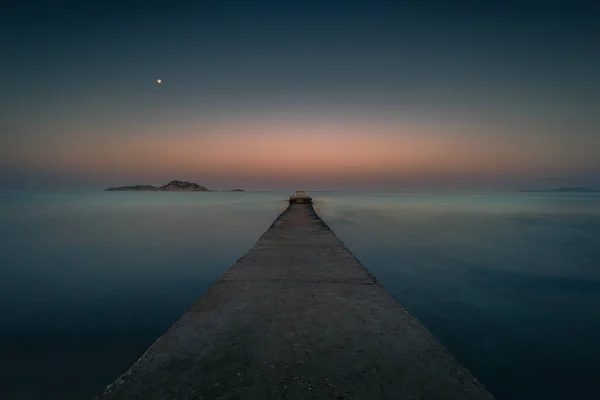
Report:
157,79,162,84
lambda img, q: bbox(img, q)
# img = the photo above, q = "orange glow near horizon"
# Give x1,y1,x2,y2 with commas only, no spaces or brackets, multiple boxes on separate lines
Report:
4,118,599,188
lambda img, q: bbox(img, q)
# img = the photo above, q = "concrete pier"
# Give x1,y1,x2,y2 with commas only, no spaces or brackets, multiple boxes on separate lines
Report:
289,190,313,204
97,203,493,399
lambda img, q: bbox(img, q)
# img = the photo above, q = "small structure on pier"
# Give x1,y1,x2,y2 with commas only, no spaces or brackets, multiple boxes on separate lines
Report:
289,190,312,204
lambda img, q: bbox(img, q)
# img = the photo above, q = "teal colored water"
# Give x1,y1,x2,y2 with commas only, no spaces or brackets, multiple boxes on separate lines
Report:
1,191,599,399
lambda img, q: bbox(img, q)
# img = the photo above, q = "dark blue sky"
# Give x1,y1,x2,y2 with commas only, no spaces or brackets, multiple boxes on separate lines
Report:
2,1,599,190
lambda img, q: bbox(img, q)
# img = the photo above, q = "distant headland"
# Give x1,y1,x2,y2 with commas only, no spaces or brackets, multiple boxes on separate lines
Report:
520,187,600,193
105,180,244,192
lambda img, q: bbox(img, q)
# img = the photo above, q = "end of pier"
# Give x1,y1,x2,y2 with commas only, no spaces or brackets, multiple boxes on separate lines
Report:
289,190,313,204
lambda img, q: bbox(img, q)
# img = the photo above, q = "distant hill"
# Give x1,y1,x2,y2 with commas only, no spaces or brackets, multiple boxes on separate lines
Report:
159,180,210,191
520,187,600,193
106,180,211,191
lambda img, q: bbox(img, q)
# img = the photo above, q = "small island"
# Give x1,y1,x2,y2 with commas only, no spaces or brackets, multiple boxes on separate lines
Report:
105,180,244,192
519,187,600,193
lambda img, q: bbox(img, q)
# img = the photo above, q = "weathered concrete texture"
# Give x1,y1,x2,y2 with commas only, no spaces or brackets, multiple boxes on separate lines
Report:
289,195,313,204
98,204,494,400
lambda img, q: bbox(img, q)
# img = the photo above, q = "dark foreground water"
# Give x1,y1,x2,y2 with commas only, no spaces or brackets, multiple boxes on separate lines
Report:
1,191,599,399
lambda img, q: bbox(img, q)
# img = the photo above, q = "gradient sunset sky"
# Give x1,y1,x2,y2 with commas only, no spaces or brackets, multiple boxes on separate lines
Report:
1,1,599,190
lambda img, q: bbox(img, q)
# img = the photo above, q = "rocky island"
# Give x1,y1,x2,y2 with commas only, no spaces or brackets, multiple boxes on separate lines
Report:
520,187,600,193
105,180,242,192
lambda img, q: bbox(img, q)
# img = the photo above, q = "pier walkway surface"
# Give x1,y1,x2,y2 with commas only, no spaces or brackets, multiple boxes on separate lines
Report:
98,203,493,399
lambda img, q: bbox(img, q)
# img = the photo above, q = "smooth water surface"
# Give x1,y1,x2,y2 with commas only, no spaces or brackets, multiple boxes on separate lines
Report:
0,191,287,399
1,191,599,399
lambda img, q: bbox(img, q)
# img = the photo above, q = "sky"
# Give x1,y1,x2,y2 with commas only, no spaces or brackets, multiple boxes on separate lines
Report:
1,0,599,190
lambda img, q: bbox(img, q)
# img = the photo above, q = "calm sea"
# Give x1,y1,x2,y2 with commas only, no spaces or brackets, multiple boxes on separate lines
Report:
1,191,599,399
